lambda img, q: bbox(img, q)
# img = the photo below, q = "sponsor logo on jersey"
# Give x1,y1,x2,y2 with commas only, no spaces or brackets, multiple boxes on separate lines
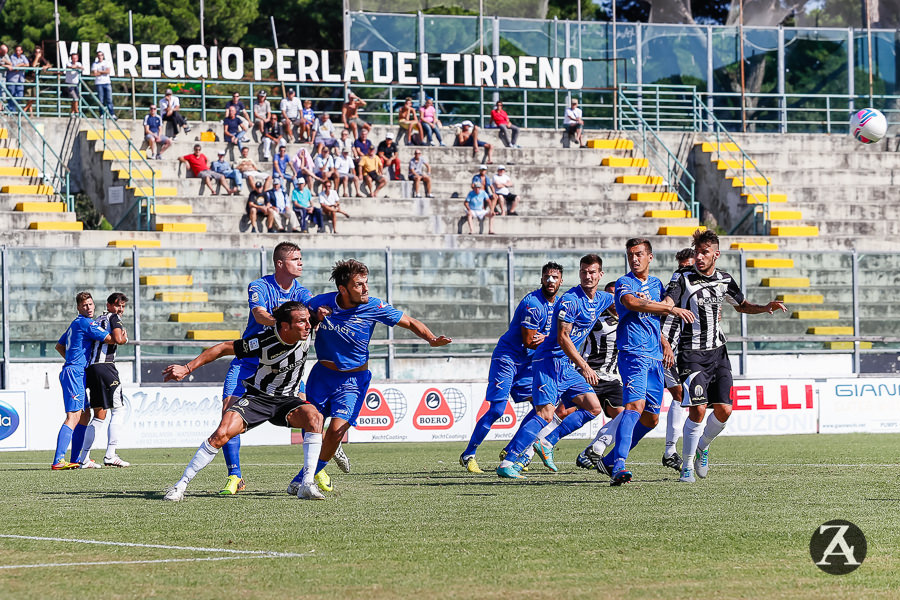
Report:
248,338,260,350
0,401,20,442
412,388,454,430
356,388,395,430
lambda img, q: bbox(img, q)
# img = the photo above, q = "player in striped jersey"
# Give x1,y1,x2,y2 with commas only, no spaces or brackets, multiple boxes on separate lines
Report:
162,302,327,501
664,230,786,483
75,292,130,468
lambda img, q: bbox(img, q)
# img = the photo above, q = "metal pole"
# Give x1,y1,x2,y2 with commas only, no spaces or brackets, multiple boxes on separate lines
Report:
612,0,618,130
343,0,351,102
1,247,9,389
739,0,746,132
506,247,515,323
777,26,786,133
200,0,205,47
865,0,874,104
385,247,394,379
739,249,748,375
129,11,136,121
259,246,267,278
851,250,861,374
131,246,142,385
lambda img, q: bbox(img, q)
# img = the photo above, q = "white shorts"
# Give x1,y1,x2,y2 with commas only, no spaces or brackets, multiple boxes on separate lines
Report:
470,208,489,219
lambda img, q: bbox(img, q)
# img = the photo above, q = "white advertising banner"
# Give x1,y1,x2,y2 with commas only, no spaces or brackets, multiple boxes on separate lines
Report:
719,380,818,436
819,378,900,434
0,391,27,450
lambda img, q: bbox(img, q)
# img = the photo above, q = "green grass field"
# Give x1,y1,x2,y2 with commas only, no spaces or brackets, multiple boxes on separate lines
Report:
1,433,899,599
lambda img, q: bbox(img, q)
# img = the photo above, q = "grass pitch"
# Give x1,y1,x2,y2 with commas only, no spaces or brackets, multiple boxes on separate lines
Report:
1,433,899,599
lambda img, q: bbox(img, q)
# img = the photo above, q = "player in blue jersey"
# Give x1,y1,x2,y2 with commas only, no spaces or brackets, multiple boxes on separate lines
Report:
52,292,112,470
287,259,451,492
496,254,614,480
459,262,563,474
597,238,694,486
218,241,315,495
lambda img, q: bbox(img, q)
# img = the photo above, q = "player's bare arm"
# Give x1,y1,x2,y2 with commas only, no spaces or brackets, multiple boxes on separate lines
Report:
111,327,128,345
521,327,546,350
558,320,597,386
251,306,277,327
661,337,675,369
735,299,787,315
620,292,695,323
163,341,236,381
55,343,65,358
397,315,452,347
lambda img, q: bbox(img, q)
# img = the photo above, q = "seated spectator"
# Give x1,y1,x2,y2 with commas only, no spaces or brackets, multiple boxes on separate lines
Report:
63,52,82,114
335,148,361,198
419,97,445,147
280,88,303,143
222,105,248,160
299,99,316,142
352,128,374,175
160,88,190,139
261,112,286,160
493,165,519,215
313,113,339,155
464,181,494,234
266,180,299,232
377,133,402,181
179,144,236,195
455,120,493,164
143,105,171,159
273,145,296,190
291,147,321,188
291,179,325,233
225,91,250,122
235,146,272,191
246,182,271,232
212,150,244,191
318,180,350,233
490,101,520,149
471,165,499,215
313,146,339,188
252,90,271,142
408,150,433,198
359,145,385,198
23,46,51,115
398,97,424,145
563,98,584,147
337,128,354,157
342,92,371,140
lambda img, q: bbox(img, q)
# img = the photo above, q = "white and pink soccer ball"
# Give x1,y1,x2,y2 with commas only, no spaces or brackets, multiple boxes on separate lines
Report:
850,108,887,144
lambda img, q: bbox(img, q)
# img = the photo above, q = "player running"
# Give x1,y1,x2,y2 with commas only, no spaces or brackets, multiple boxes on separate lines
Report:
459,262,563,474
287,259,451,494
162,302,327,501
496,254,613,480
666,230,786,483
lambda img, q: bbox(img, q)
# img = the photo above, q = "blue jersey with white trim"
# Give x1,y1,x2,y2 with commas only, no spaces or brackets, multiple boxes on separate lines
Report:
614,271,665,359
494,288,556,363
308,293,404,370
242,274,313,339
534,285,613,361
58,315,109,369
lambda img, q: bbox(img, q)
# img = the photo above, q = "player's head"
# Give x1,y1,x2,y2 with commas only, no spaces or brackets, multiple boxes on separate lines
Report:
107,292,128,315
603,281,617,315
625,238,653,276
273,242,303,279
578,254,603,293
331,259,369,306
75,291,94,318
274,301,311,343
692,229,720,275
675,247,695,269
541,261,563,297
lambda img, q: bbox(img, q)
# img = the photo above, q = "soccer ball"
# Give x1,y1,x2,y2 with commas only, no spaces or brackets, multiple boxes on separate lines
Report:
850,108,887,144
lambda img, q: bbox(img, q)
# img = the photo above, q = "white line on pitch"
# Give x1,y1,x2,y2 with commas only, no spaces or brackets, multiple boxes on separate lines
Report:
0,556,265,570
0,534,310,557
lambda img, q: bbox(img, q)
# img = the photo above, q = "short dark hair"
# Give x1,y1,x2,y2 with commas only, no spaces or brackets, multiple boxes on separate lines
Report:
541,261,564,276
107,292,128,305
579,254,603,270
626,238,652,253
604,281,616,292
675,248,695,262
274,301,308,329
273,242,301,265
692,229,720,248
75,291,92,304
331,259,368,289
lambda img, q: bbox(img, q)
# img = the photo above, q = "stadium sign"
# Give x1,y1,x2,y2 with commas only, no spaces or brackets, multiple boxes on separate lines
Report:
57,42,584,90
0,392,26,449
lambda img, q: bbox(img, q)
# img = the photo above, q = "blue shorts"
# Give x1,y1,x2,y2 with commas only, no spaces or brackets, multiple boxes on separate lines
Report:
485,353,533,404
531,356,593,408
306,362,372,426
618,352,664,415
60,366,87,413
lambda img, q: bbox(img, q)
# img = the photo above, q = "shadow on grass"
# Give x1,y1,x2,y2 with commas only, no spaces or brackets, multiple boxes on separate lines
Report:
38,490,294,500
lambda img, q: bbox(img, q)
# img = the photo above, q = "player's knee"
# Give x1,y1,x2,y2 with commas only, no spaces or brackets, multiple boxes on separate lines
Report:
639,413,659,428
207,431,230,448
485,402,506,421
714,404,732,421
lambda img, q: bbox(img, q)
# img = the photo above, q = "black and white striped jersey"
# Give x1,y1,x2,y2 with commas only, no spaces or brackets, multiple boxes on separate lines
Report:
89,312,124,364
579,311,619,380
233,329,310,398
663,266,745,352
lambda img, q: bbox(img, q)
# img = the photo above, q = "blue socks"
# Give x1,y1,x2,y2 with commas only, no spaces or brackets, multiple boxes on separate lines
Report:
53,424,74,464
223,434,241,477
504,410,549,460
462,402,507,458
544,409,595,446
609,410,640,473
69,423,87,463
603,414,657,472
314,459,328,475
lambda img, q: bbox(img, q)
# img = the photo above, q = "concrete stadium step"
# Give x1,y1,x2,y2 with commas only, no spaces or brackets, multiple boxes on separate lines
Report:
791,310,840,320
1,184,55,195
186,329,242,340
0,148,23,158
122,256,177,268
731,242,780,251
1,211,76,228
743,193,788,204
84,129,132,141
28,221,83,231
746,258,794,268
14,201,66,213
0,166,39,177
169,312,225,323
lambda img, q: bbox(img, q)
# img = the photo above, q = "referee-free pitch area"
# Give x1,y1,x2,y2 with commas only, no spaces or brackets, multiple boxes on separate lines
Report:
1,434,899,599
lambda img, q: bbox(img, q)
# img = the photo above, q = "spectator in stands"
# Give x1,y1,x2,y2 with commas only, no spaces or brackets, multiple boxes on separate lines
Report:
225,92,250,122
280,88,303,143
143,105,171,159
318,179,350,233
342,92,370,140
408,150,433,198
160,88,190,139
63,52,82,114
335,148,361,198
246,181,271,233
377,132,402,180
291,179,325,233
337,128,354,157
493,165,519,215
23,46,50,115
252,90,271,142
291,147,320,188
455,120,493,164
262,112,286,160
5,45,28,112
313,145,339,189
490,101,520,149
352,128,373,175
213,150,244,191
266,179,299,232
359,145,385,198
222,105,248,160
313,113,339,155
563,97,584,147
180,144,237,195
419,97,445,147
398,97,424,145
472,165,499,215
464,180,494,235
236,146,272,191
299,99,316,142
273,145,296,189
